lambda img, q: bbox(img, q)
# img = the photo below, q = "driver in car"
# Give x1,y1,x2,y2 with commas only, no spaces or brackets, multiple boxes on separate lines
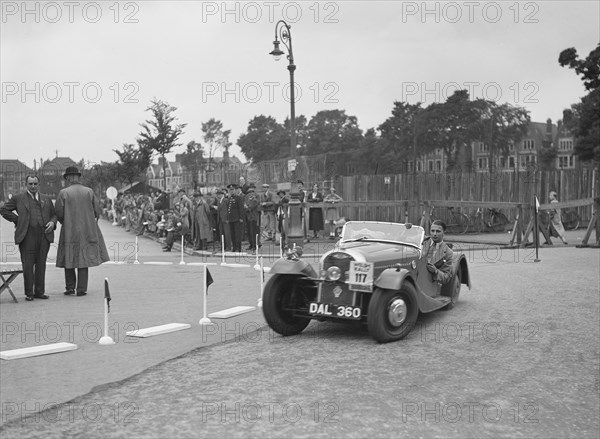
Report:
421,220,453,284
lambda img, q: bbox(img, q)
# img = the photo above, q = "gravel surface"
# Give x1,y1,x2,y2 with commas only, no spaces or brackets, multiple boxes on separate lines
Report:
1,242,598,438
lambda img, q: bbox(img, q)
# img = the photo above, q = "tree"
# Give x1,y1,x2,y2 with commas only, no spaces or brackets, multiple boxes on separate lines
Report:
378,102,424,172
305,110,363,156
238,115,288,163
559,43,600,164
201,118,231,169
180,141,205,189
137,99,187,190
420,90,483,167
472,100,530,172
114,143,152,187
81,161,120,196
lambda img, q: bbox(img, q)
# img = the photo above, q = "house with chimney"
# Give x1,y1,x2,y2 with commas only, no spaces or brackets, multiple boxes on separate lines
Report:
146,150,245,193
38,156,79,198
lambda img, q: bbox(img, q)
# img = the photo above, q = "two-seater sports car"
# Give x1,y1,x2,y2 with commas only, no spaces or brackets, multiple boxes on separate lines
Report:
262,221,471,343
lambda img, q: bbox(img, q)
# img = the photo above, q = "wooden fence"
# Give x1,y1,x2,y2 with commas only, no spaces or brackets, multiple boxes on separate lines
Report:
336,169,597,225
242,159,597,225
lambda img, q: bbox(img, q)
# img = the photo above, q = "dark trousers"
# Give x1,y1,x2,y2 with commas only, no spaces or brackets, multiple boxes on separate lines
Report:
165,231,181,249
19,226,50,297
228,221,242,252
64,268,89,293
221,221,232,251
247,219,259,249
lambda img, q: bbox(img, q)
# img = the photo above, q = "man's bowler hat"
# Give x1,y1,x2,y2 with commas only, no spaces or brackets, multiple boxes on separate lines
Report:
63,166,81,179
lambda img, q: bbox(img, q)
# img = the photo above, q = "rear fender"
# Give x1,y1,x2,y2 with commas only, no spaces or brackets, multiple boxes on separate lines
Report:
269,258,318,278
376,267,452,313
452,253,472,289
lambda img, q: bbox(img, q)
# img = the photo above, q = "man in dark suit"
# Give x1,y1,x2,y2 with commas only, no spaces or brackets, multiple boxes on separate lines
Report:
225,183,245,252
0,175,57,301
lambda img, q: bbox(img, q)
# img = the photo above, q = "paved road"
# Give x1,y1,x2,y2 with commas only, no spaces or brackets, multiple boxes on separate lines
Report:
1,219,598,437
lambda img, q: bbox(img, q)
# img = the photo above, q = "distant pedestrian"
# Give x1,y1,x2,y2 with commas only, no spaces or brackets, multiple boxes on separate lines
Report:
307,183,324,239
55,166,109,296
548,191,568,245
0,174,57,301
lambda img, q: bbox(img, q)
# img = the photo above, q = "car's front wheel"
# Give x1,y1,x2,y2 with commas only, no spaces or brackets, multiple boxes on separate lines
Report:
262,274,312,336
367,284,419,343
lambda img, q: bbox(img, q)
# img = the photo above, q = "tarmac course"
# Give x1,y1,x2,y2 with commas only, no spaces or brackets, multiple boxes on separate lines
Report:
0,220,599,438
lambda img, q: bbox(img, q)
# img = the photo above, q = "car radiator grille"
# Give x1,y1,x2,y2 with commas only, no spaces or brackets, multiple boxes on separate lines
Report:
320,252,356,306
319,283,356,306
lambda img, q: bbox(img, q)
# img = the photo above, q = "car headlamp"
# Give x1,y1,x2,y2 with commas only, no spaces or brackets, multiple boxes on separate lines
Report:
325,266,342,281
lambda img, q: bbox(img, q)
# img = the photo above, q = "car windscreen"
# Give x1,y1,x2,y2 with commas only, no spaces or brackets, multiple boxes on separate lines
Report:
341,222,424,248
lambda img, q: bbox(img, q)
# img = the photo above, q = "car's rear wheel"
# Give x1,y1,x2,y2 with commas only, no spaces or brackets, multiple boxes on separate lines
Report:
262,274,312,336
367,284,418,343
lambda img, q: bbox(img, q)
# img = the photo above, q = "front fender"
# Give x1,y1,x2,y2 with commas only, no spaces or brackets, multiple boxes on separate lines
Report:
375,267,412,291
270,258,318,278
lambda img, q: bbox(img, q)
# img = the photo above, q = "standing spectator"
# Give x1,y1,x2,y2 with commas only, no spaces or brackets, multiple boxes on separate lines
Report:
178,199,191,246
260,183,277,241
244,183,261,252
549,191,568,245
211,189,225,246
192,192,212,250
217,189,231,251
155,190,169,211
234,184,247,243
323,187,344,239
0,174,57,301
55,166,109,297
276,190,290,243
225,183,245,252
163,206,181,252
123,194,135,232
296,180,308,242
307,183,324,240
135,195,151,236
239,176,250,195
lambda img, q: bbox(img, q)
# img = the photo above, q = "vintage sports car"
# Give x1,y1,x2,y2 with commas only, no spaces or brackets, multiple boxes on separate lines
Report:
262,221,471,343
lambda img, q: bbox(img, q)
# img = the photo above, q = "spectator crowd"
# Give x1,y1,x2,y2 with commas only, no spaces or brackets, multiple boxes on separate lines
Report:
100,180,344,254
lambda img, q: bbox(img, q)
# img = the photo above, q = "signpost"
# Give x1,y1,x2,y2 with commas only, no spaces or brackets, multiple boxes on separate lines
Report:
106,186,118,225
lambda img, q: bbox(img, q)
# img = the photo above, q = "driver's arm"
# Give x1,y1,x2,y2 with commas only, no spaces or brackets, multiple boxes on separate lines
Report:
432,245,454,284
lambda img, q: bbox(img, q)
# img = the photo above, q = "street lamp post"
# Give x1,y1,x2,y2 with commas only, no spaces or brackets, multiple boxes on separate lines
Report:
269,19,302,252
270,19,296,163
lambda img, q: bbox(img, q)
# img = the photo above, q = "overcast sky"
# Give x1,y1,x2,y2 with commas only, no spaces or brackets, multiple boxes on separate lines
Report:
1,1,598,169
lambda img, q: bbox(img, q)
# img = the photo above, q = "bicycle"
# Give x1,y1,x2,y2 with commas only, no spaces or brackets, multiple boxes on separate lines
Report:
419,204,469,234
561,209,580,230
469,207,509,233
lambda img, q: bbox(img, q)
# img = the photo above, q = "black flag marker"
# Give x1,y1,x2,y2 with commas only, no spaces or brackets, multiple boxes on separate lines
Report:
104,279,111,313
206,268,214,294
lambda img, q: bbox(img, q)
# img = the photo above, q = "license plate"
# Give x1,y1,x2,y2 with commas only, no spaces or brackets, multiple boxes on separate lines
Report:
309,302,362,320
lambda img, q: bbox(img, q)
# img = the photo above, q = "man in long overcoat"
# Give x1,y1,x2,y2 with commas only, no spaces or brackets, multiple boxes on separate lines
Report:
192,192,212,250
0,174,57,301
55,166,109,296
